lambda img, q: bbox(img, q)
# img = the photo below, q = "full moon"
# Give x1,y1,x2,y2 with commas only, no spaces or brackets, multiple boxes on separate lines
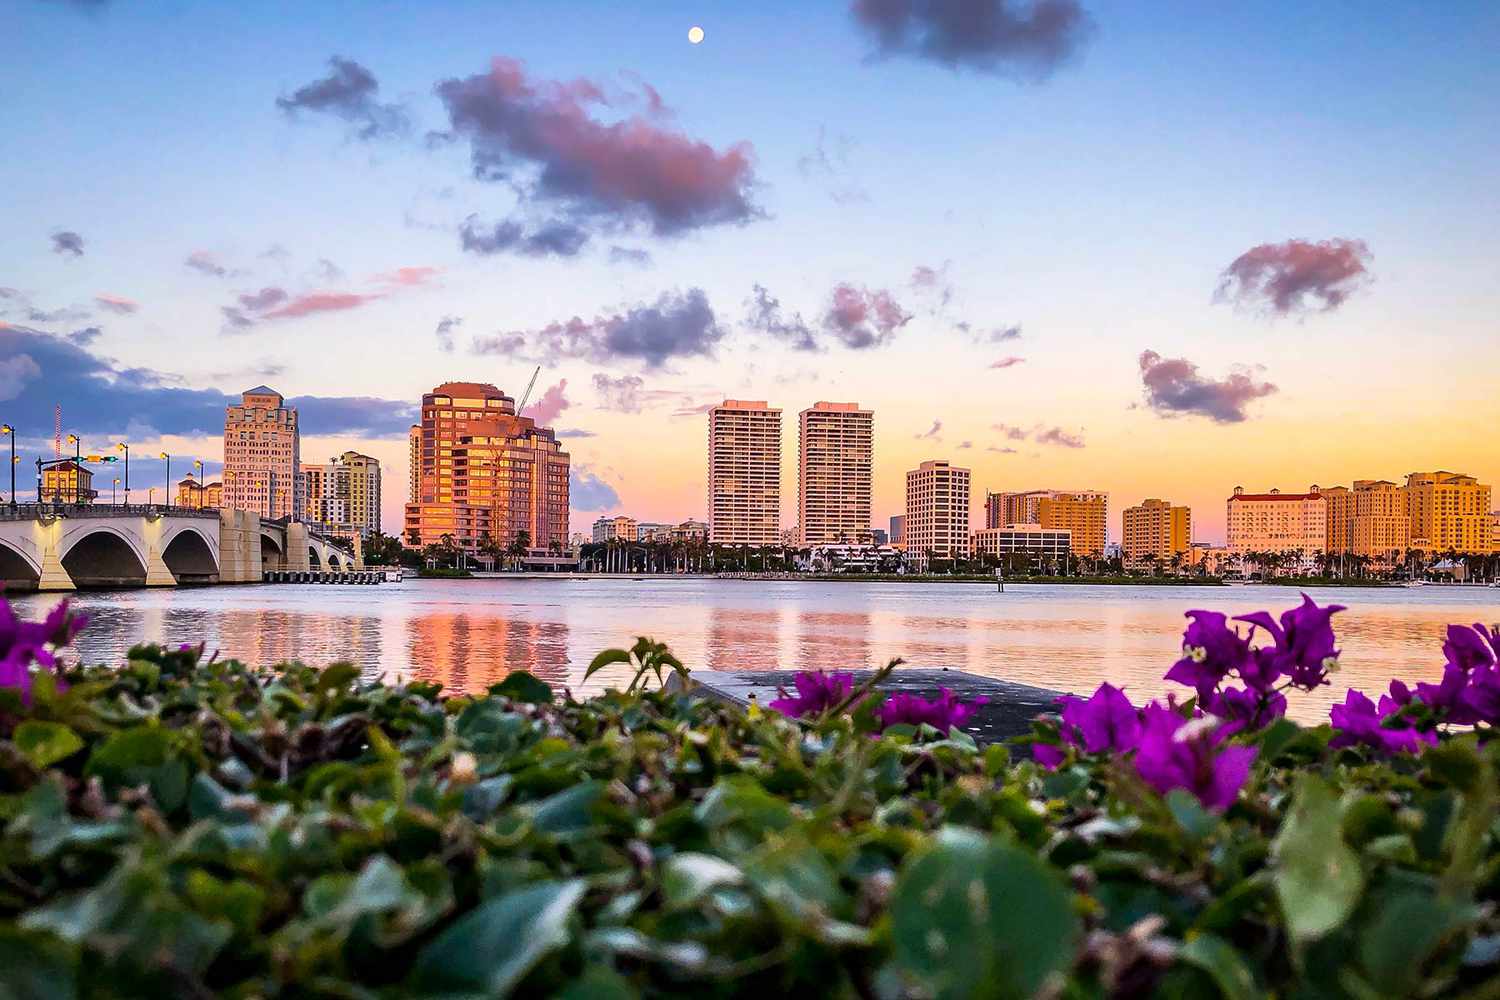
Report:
688,25,705,44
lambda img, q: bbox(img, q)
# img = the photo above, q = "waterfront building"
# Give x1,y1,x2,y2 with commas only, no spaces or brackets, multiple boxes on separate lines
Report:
635,521,671,542
1319,480,1409,566
889,515,905,547
1320,485,1356,555
1226,486,1327,564
672,519,709,541
707,400,782,546
403,381,570,556
593,515,639,543
175,477,223,509
41,460,95,503
799,543,903,574
797,401,873,545
1492,512,1500,552
303,451,382,540
985,489,1108,555
222,386,302,520
1185,543,1233,576
1403,471,1494,554
904,460,971,571
971,524,1071,568
1121,499,1191,567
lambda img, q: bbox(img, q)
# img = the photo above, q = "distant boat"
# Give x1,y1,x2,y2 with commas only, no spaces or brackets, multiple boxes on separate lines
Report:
385,569,405,583
1402,580,1426,588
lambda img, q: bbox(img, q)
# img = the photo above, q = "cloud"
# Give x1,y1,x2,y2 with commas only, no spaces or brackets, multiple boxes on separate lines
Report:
373,266,441,287
473,288,724,368
276,56,408,139
94,293,139,315
458,215,591,258
592,373,646,412
823,283,912,348
554,427,597,439
797,126,868,204
1034,425,1085,448
915,419,942,440
745,284,817,351
51,231,84,257
220,268,431,332
851,0,1094,80
435,315,462,353
608,246,653,267
957,440,973,449
986,445,1018,454
0,354,43,401
260,291,378,321
989,355,1025,369
1214,238,1372,316
569,466,621,511
66,327,102,347
1138,349,1277,423
522,379,571,425
184,250,229,277
992,422,1028,440
0,324,416,441
909,262,953,313
436,57,760,237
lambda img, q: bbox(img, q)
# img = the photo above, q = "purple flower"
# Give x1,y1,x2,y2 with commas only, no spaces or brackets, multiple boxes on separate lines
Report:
1166,611,1251,696
1462,665,1500,725
875,688,989,733
1131,705,1256,813
1329,689,1436,756
1415,664,1476,724
0,598,86,706
1443,623,1497,674
1031,742,1066,769
1235,594,1345,690
1203,685,1287,729
767,670,855,718
1058,683,1141,753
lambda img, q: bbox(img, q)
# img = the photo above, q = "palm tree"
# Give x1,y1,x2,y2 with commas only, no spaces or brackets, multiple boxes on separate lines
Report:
508,530,531,571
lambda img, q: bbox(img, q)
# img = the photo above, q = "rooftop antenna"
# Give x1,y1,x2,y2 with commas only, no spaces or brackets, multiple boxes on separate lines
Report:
516,365,541,414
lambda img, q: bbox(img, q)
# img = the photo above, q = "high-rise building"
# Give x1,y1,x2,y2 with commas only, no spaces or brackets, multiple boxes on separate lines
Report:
222,386,302,519
403,382,570,556
904,460,971,571
1321,480,1410,566
592,515,638,543
1121,499,1191,566
303,451,382,540
1320,485,1357,555
708,400,782,546
1403,471,1493,553
1226,486,1327,561
985,489,1108,555
797,401,873,544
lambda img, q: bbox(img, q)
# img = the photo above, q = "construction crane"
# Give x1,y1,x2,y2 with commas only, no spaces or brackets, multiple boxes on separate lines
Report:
54,405,61,459
516,365,541,414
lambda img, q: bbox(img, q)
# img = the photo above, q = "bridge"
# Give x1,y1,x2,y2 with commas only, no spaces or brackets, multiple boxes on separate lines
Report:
0,506,364,591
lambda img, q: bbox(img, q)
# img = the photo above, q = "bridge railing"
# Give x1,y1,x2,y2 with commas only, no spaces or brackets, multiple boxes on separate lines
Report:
0,503,222,522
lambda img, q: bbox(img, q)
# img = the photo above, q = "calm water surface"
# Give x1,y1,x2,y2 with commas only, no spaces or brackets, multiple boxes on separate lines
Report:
14,579,1499,722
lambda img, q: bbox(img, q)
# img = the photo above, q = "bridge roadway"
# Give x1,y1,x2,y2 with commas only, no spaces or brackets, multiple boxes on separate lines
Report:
0,505,362,591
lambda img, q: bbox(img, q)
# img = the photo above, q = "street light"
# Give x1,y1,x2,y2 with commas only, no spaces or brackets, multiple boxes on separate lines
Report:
112,477,119,505
0,425,12,507
115,442,129,506
160,452,170,510
66,434,80,505
192,460,203,508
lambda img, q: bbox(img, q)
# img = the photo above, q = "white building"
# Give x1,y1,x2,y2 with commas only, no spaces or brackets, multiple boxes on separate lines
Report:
904,460,971,572
708,400,782,546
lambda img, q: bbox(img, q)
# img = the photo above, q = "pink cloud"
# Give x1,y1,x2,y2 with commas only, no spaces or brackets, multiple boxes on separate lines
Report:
522,378,571,425
375,265,442,287
989,356,1025,369
262,291,381,321
1215,238,1372,316
94,293,140,315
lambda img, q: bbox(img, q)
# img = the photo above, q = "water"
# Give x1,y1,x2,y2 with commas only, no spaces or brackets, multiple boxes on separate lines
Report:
12,580,1498,722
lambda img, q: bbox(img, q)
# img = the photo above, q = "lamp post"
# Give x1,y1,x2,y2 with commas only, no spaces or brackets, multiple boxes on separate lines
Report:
0,425,12,507
115,442,129,506
160,452,170,510
65,434,81,505
193,460,203,508
112,478,119,505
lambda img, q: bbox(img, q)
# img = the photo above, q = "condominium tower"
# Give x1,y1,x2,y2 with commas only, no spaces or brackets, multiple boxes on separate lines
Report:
1122,499,1192,565
1403,471,1493,553
904,460,971,571
986,489,1109,555
222,386,302,520
303,451,382,540
1320,481,1409,565
404,382,570,555
707,400,782,545
797,401,873,544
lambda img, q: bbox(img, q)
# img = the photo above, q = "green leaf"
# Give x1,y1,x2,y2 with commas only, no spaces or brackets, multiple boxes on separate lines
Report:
584,648,632,682
1166,788,1218,842
1179,932,1259,1000
84,726,190,813
1272,775,1363,946
889,827,1079,1000
1425,741,1483,793
489,671,554,704
411,879,585,996
12,721,84,769
0,925,78,1000
530,780,606,834
555,965,637,1000
314,661,360,696
1358,886,1467,995
660,852,744,909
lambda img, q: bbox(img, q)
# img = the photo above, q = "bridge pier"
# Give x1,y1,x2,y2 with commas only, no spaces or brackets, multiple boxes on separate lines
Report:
36,521,75,592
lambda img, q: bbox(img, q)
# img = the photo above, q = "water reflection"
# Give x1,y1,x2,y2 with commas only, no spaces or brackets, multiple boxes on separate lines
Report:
11,580,1496,723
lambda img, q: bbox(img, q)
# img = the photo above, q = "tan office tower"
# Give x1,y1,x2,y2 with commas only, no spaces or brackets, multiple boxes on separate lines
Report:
1121,498,1191,565
303,451,382,540
222,386,302,519
798,401,873,544
904,460,971,571
1403,471,1493,553
403,382,570,555
708,400,782,545
985,489,1109,555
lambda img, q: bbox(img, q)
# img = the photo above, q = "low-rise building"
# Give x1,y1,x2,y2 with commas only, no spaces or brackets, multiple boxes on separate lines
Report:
41,461,95,504
971,524,1072,568
592,515,639,543
888,515,905,547
175,477,223,509
798,544,904,574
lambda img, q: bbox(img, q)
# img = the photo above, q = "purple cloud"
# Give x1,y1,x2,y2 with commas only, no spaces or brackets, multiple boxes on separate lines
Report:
458,215,591,257
1215,238,1372,316
276,56,408,139
990,355,1025,369
472,288,723,368
823,283,912,348
745,284,817,351
184,250,230,277
570,466,621,511
51,231,84,258
435,315,462,353
851,0,1094,80
915,418,942,440
1139,350,1277,423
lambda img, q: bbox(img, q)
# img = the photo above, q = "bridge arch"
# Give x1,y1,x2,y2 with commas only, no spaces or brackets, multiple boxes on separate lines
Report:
260,530,285,571
161,525,219,583
0,537,40,591
60,525,148,588
308,546,324,571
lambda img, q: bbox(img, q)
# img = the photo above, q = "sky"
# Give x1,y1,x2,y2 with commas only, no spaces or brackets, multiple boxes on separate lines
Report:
3,0,1498,543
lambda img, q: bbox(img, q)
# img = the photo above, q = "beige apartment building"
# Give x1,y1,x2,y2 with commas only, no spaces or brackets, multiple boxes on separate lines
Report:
798,401,873,544
222,386,302,519
985,489,1108,555
904,460,971,571
592,515,638,543
1122,499,1192,565
1404,471,1493,553
304,451,382,540
1226,487,1327,562
404,381,570,555
708,400,782,546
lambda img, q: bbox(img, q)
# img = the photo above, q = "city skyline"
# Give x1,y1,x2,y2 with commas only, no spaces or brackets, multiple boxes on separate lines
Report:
3,2,1497,544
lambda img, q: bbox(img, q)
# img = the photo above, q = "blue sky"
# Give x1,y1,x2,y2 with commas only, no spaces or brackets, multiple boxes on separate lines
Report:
3,0,1497,537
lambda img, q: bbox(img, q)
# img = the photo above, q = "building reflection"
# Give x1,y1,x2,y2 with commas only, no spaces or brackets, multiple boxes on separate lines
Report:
705,607,783,671
405,612,570,693
794,610,873,671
